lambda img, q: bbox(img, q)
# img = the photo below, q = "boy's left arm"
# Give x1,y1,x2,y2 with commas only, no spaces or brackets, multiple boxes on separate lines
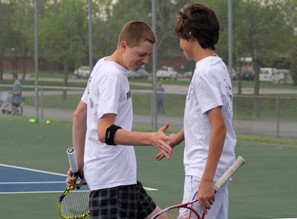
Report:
199,106,227,214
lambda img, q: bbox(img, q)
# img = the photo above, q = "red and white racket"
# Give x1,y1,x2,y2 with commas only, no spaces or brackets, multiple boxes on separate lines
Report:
151,156,246,219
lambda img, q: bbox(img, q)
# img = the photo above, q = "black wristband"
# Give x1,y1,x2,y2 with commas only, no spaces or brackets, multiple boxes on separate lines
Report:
105,125,122,145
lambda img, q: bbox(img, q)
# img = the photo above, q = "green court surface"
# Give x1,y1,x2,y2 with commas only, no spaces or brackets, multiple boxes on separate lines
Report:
0,116,297,219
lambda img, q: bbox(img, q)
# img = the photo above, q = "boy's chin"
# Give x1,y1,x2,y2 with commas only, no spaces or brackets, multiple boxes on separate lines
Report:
129,67,140,72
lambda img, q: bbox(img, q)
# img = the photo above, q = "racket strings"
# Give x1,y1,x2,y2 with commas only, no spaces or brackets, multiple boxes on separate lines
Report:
60,185,90,217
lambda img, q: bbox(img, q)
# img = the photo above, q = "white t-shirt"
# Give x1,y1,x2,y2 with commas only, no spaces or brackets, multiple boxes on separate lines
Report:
183,55,236,182
81,57,136,191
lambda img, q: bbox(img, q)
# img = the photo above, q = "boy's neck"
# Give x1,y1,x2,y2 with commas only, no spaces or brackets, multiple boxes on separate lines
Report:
195,49,216,62
106,50,124,67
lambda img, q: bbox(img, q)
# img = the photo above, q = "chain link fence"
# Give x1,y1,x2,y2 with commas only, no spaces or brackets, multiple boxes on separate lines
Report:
1,84,297,139
0,0,297,139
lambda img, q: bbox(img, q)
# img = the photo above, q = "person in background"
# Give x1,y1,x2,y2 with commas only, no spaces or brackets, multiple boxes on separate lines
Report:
156,83,165,114
11,73,22,108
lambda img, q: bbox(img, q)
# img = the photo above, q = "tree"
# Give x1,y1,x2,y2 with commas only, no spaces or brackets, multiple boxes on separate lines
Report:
278,0,297,85
290,41,297,85
233,0,294,95
10,0,36,82
39,0,88,92
0,1,14,82
38,0,89,100
92,0,142,60
154,0,190,66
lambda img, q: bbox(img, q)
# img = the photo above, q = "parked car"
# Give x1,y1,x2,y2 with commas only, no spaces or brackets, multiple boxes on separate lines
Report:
74,66,91,78
259,68,278,82
127,69,149,79
156,66,177,80
183,71,193,79
240,69,255,81
230,68,238,80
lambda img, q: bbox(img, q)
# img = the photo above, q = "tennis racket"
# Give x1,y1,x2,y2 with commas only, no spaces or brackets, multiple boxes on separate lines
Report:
57,147,90,219
151,156,246,219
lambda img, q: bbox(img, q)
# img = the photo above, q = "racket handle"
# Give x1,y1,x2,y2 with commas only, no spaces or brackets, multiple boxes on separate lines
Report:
214,156,246,191
67,147,79,176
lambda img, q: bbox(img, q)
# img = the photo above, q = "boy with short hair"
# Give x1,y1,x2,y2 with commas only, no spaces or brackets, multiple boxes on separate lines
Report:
66,21,172,219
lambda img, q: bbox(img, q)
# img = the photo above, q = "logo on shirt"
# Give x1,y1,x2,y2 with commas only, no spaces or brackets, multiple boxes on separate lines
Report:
224,79,233,100
126,90,131,100
224,79,233,119
89,98,94,108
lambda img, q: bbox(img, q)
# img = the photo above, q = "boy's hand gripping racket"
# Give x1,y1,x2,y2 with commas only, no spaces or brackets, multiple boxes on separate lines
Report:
66,147,81,178
152,156,246,219
57,147,90,219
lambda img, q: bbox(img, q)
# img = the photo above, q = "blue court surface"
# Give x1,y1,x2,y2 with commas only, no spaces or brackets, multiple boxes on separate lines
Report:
0,163,157,194
0,164,67,194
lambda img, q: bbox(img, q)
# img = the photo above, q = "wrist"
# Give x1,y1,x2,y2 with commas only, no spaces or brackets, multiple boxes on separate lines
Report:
201,178,213,183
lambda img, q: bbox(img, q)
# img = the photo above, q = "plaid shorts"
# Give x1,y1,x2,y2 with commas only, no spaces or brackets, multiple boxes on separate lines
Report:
89,181,156,219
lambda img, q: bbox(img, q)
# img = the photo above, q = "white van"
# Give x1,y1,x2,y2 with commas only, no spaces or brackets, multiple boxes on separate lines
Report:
259,68,278,82
260,68,293,84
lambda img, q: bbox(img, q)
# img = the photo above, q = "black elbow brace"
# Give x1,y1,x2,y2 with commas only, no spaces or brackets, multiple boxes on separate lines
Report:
105,125,122,145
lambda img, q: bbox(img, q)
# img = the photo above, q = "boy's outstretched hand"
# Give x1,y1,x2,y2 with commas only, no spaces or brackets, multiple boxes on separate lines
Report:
155,132,178,160
150,123,172,160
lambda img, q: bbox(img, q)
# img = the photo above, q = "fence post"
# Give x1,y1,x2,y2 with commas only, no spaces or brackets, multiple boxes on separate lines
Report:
276,97,280,137
40,86,44,119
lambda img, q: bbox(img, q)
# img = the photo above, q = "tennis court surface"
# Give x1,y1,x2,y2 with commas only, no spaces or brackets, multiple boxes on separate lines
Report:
0,164,66,194
1,117,297,218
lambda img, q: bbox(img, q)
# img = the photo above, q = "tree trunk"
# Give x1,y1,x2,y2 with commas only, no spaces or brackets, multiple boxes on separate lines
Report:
21,47,28,82
63,63,69,101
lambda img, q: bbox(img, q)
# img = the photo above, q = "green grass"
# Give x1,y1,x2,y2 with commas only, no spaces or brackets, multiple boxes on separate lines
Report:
2,75,297,122
233,95,297,121
237,134,297,146
0,116,297,219
232,80,297,89
24,93,82,110
21,90,297,122
3,71,297,89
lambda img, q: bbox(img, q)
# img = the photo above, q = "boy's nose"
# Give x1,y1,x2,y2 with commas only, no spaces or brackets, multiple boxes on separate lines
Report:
143,55,151,64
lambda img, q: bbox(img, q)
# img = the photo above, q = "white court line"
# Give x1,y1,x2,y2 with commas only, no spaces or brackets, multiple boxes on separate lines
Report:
0,181,65,185
144,187,158,191
0,191,65,195
0,163,66,176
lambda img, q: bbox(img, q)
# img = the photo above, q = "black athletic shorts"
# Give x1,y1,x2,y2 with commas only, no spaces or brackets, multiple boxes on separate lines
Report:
89,181,156,219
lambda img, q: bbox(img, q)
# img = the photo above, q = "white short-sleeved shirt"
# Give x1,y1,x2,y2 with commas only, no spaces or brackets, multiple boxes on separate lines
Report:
183,55,236,182
81,57,136,191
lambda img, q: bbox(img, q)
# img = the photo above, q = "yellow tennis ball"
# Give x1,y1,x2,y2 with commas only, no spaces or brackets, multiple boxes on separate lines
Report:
29,118,36,123
45,120,51,125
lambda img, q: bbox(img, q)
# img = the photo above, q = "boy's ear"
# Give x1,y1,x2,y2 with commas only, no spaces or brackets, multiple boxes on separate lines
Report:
189,32,195,41
119,40,128,50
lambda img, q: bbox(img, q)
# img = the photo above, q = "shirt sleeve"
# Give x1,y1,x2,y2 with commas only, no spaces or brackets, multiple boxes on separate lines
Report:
81,88,88,104
196,72,223,114
97,74,122,119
